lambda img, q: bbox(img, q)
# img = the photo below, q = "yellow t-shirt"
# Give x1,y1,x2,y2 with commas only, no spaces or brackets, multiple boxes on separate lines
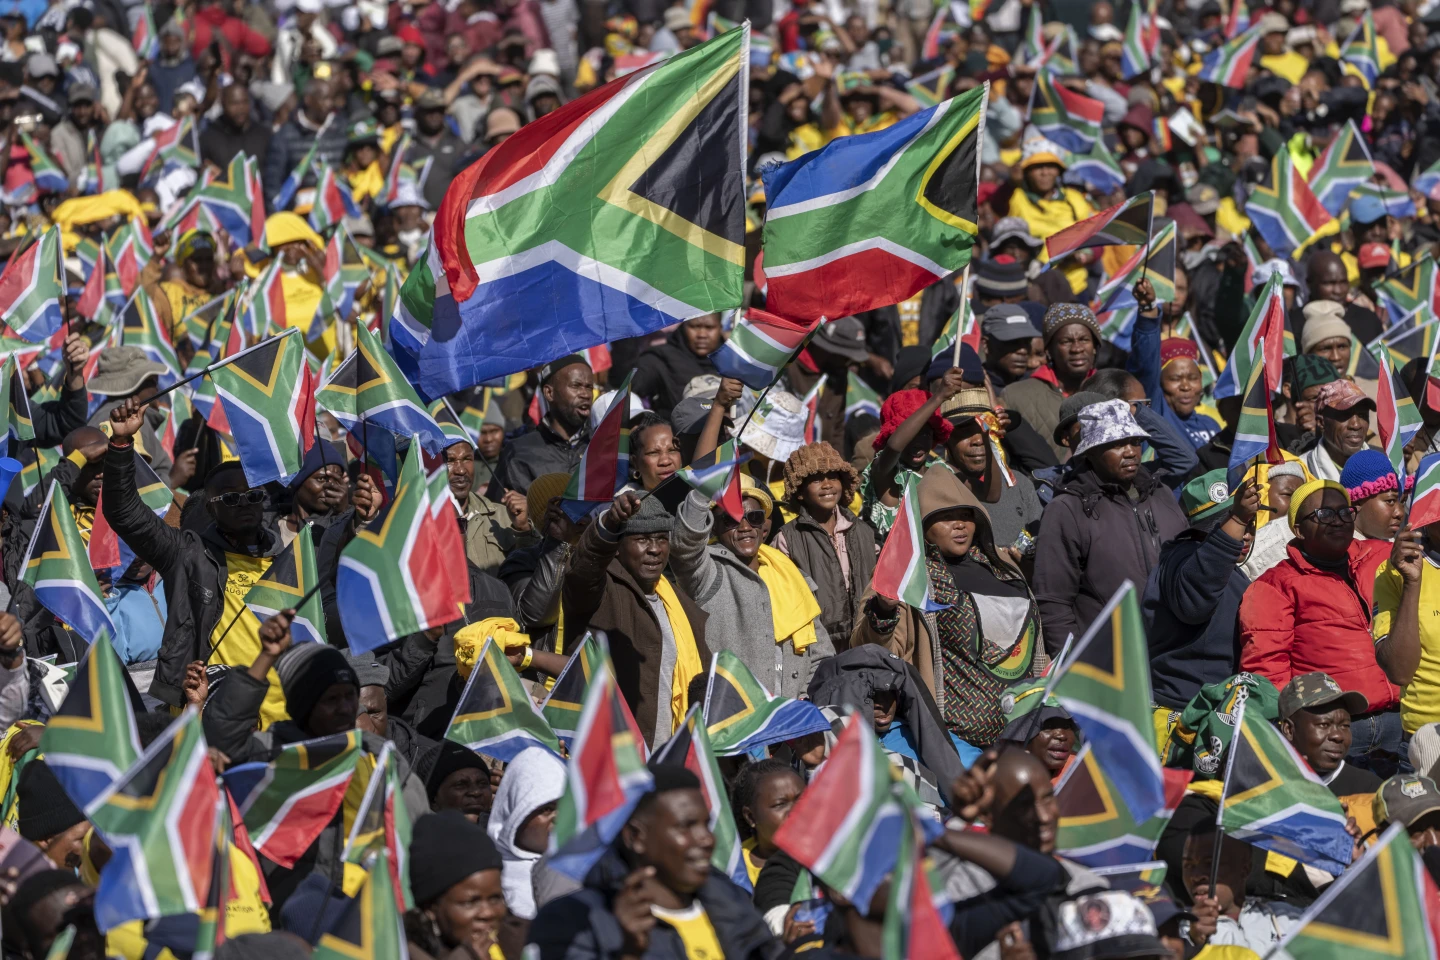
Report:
1372,557,1440,734
160,279,215,345
896,290,924,347
652,902,724,960
1007,187,1095,294
214,552,288,730
345,162,385,204
279,269,337,360
741,837,763,886
106,843,271,960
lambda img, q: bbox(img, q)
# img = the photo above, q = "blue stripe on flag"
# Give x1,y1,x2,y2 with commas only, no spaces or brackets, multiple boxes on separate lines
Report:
717,700,833,756
760,105,941,210
218,398,291,487
334,558,399,655
1060,834,1165,868
418,262,688,397
34,583,112,644
711,349,778,391
1057,700,1166,824
1229,805,1353,876
93,843,154,930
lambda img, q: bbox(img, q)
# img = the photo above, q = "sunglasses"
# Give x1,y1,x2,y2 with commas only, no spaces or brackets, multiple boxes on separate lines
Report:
1299,505,1356,526
723,509,768,528
217,490,267,507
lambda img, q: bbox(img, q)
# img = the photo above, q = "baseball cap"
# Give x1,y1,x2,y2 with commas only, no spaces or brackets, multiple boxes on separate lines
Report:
1315,378,1375,414
1375,774,1440,829
1359,242,1392,270
1186,183,1220,216
26,53,58,79
1278,671,1369,720
67,82,97,104
981,304,1042,342
813,316,870,363
1053,390,1106,446
415,88,447,111
663,7,691,31
1257,11,1289,34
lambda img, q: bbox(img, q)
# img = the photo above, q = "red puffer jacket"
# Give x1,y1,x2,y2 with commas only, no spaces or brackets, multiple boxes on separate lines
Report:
1238,539,1397,712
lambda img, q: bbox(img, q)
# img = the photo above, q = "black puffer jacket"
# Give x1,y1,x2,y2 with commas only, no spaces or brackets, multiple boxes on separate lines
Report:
1031,462,1188,655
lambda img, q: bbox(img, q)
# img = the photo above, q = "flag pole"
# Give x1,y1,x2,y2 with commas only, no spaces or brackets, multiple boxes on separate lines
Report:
952,262,972,369
1208,695,1247,897
207,579,322,663
1139,193,1155,286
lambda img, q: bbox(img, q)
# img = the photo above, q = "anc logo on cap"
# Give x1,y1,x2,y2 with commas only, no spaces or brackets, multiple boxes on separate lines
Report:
1208,480,1229,503
1403,777,1427,799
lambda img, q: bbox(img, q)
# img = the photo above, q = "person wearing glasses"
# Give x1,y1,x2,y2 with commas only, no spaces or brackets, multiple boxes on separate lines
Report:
103,395,294,728
1239,478,1400,773
669,473,833,704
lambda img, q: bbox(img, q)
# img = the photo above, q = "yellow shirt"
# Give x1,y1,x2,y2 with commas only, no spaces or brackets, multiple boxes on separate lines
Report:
214,552,288,729
106,843,271,960
741,837,763,886
278,269,337,360
160,279,215,345
652,902,724,960
1372,557,1440,734
1260,50,1310,84
1007,187,1094,294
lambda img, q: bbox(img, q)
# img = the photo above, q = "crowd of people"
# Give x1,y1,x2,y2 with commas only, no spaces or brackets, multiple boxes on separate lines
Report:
0,0,1439,957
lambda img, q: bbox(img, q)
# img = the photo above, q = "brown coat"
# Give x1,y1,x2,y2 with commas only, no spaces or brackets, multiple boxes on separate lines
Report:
561,521,711,745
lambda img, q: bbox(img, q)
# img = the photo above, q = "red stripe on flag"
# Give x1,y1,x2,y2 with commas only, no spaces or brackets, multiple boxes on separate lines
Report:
258,783,351,866
772,719,871,865
77,247,106,319
765,248,943,322
1286,163,1334,234
1054,82,1105,125
88,489,121,571
175,757,221,907
293,362,318,457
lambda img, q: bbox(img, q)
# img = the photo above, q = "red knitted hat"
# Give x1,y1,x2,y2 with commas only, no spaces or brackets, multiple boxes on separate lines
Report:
872,388,953,451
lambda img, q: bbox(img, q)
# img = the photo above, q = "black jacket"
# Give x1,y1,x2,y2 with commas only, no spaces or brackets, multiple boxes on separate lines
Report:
1142,526,1251,709
101,442,285,706
631,327,719,420
496,419,589,495
262,113,347,204
529,845,782,960
199,116,272,171
777,507,876,644
1031,462,1189,655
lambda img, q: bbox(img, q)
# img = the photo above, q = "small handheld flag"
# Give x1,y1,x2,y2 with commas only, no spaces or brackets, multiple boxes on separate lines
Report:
445,637,562,761
871,472,944,612
703,649,831,755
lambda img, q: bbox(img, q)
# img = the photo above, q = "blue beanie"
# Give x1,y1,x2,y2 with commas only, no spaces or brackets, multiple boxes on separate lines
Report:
926,342,983,384
1339,448,1400,501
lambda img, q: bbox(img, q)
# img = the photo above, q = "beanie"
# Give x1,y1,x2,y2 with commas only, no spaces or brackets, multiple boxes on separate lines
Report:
1412,723,1440,779
1340,448,1402,502
1042,302,1102,346
526,472,570,526
614,493,674,536
416,740,491,800
16,761,84,842
1288,478,1350,528
275,644,357,728
409,810,503,906
344,651,389,689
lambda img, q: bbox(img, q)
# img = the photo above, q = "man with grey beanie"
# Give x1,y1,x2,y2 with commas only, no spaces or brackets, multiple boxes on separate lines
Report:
561,492,710,748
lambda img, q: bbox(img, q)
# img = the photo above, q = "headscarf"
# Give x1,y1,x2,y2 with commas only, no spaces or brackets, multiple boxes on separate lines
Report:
1163,673,1279,779
486,747,565,920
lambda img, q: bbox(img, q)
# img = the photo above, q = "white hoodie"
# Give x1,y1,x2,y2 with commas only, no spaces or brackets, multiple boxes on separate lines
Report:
486,747,566,920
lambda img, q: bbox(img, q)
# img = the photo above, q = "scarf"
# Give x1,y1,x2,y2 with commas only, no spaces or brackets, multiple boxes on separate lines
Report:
654,576,704,733
754,544,821,653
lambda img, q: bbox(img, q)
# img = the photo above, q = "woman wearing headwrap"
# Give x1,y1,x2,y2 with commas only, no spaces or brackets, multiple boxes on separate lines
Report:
406,811,512,960
486,747,565,921
1156,338,1221,448
851,467,1042,750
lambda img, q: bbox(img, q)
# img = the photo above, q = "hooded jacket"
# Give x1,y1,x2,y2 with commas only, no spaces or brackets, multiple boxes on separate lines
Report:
1032,461,1188,655
487,746,566,920
529,844,782,960
631,327,720,419
850,468,1042,739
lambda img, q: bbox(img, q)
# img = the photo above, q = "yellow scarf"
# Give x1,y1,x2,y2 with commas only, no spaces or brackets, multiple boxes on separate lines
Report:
453,617,529,677
754,545,821,653
653,576,704,733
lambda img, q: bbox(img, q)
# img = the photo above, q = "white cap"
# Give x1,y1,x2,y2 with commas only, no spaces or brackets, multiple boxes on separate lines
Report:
390,182,431,211
296,0,323,14
529,48,561,77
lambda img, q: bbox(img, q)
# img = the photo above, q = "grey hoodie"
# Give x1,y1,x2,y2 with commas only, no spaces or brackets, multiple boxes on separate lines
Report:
486,746,566,920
